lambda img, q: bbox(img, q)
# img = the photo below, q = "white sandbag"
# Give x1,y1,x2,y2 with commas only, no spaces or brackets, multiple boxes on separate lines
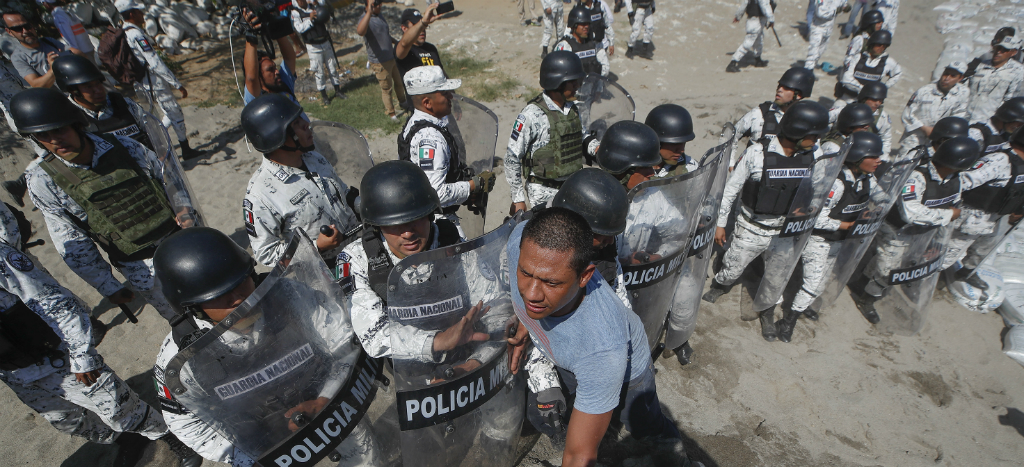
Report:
999,285,1024,326
949,268,1005,313
160,13,197,40
195,20,215,37
145,18,159,36
93,3,117,25
192,5,209,22
157,34,179,54
1002,325,1024,367
154,0,168,7
934,2,962,12
67,2,94,25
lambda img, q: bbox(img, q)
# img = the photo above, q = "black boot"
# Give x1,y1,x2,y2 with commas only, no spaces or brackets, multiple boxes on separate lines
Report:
776,307,799,343
333,84,348,100
701,280,730,303
956,267,989,290
113,432,151,467
801,307,819,321
541,46,548,59
758,306,778,342
640,42,654,59
725,60,740,73
2,174,27,207
160,433,204,467
179,140,202,160
675,341,693,366
852,292,881,324
320,89,333,106
753,57,769,67
625,45,635,59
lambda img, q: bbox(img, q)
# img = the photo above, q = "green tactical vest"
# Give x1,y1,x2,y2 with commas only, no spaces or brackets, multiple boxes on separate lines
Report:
653,161,688,180
39,134,177,259
525,94,584,182
821,129,845,148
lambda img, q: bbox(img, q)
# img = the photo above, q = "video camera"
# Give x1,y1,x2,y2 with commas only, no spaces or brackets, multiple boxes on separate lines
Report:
234,0,293,40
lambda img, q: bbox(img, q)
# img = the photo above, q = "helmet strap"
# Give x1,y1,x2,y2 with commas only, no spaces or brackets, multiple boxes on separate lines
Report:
279,127,315,153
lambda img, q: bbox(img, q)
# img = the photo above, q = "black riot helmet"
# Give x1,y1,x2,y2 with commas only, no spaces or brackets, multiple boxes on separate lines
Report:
860,9,884,30
567,4,591,29
845,131,884,164
858,81,888,102
932,136,981,171
359,160,441,226
929,116,970,145
1010,125,1024,148
836,103,876,134
52,54,105,93
644,104,695,144
551,168,628,236
778,100,830,141
153,227,256,315
539,50,585,91
868,30,892,47
994,97,1024,124
240,93,305,153
596,121,662,174
777,67,815,99
313,3,334,25
9,87,88,135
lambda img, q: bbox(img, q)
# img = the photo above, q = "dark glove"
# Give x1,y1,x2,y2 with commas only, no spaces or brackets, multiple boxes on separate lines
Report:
346,187,360,211
582,132,599,166
472,171,496,195
527,387,567,438
627,11,635,20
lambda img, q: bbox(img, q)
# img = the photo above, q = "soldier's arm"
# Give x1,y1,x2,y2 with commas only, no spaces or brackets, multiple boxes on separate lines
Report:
524,345,561,392
731,108,757,168
246,195,290,267
951,86,970,119
959,154,1008,191
413,129,471,207
553,40,570,52
290,8,313,34
839,56,863,93
612,257,633,311
758,0,774,23
901,90,923,132
813,178,845,231
885,59,903,89
718,147,754,227
879,113,893,157
505,112,534,204
27,176,124,297
898,174,953,226
126,29,182,89
601,1,615,44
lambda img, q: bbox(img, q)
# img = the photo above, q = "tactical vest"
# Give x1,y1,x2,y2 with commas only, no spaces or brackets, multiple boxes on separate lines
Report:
813,170,871,241
821,129,845,149
85,92,151,149
592,241,619,287
563,36,601,75
39,134,178,261
758,102,780,140
745,0,776,17
633,0,652,8
969,122,1010,155
525,94,584,183
853,53,887,86
962,153,1024,215
361,219,461,307
398,117,466,185
886,165,961,228
0,300,63,369
293,7,330,44
740,143,815,216
583,0,606,43
653,160,688,180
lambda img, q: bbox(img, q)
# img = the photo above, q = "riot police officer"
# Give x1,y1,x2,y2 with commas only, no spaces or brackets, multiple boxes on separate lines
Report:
731,67,815,168
51,54,155,152
968,96,1024,156
726,0,775,73
838,30,902,104
831,81,893,158
645,103,698,178
398,66,495,236
853,137,980,323
554,5,606,77
505,51,586,212
241,93,360,267
15,87,192,323
821,103,877,154
780,132,884,341
290,0,346,105
703,101,830,341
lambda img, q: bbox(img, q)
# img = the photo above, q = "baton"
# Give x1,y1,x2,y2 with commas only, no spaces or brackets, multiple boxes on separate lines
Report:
770,24,782,47
119,304,139,324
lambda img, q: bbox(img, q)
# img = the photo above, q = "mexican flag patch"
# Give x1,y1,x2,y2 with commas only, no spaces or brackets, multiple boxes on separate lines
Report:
418,147,435,168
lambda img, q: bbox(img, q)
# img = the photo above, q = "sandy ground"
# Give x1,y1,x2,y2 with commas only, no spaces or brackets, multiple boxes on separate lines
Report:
2,0,1024,465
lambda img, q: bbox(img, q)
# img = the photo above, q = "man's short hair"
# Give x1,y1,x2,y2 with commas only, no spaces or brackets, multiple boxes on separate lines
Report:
521,207,593,276
2,11,25,28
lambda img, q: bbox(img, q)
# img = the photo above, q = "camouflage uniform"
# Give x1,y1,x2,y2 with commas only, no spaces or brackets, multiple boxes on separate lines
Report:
123,23,188,143
897,82,970,160
505,93,584,208
965,57,1024,124
401,109,472,234
731,101,784,168
941,150,1011,269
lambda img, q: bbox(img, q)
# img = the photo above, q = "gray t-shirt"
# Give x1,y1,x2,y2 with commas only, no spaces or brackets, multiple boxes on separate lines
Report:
360,13,394,64
507,223,652,415
10,37,66,78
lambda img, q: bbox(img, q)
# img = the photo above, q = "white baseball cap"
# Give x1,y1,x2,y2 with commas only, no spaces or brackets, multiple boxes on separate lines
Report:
114,0,144,13
995,35,1024,51
945,60,968,75
35,0,58,4
403,66,461,96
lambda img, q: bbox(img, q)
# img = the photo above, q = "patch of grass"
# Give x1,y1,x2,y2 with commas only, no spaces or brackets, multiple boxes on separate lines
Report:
158,50,184,75
196,79,244,108
444,51,523,103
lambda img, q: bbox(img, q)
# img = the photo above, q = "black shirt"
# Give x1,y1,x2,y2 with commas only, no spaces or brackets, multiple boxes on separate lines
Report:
395,42,444,78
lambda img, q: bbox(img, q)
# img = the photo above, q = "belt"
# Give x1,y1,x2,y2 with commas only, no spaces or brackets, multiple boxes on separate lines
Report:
526,176,563,189
739,206,783,231
441,205,460,215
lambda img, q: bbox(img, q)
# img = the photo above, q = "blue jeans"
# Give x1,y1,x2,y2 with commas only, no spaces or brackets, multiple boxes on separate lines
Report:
556,364,680,440
843,1,868,36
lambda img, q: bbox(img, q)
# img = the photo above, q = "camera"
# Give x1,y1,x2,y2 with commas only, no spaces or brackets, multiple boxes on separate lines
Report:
235,0,293,40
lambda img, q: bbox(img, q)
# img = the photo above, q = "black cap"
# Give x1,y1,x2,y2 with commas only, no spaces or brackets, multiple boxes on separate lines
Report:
858,81,888,102
868,30,892,46
778,67,815,99
860,9,884,29
154,227,255,314
568,5,592,28
401,8,422,25
551,168,628,236
596,121,662,174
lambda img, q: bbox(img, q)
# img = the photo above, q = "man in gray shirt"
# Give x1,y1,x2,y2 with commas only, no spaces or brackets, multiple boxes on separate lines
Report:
3,12,81,88
357,0,406,120
507,208,699,467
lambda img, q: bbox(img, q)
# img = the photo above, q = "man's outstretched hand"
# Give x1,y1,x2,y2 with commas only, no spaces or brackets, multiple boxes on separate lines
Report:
432,300,490,352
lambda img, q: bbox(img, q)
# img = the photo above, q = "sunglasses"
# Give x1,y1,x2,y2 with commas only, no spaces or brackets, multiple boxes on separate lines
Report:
6,24,33,32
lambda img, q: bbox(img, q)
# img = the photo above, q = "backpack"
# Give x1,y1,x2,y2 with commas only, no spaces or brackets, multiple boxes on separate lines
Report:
98,25,147,84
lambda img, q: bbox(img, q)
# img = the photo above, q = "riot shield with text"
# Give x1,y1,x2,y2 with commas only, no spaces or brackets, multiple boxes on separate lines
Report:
446,94,498,239
664,123,736,350
811,151,925,313
311,120,374,191
871,223,953,335
576,73,635,143
620,151,719,351
163,230,387,465
386,215,525,467
139,110,205,227
748,142,849,312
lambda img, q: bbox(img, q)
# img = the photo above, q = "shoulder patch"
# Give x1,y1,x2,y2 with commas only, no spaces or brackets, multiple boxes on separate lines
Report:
511,115,526,141
971,161,985,170
289,188,310,205
6,251,33,272
243,205,257,237
136,37,153,53
901,184,916,201
417,143,436,169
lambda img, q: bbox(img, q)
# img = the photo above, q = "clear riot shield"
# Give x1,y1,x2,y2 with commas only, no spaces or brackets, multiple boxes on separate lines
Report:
811,151,925,312
620,151,720,352
576,73,635,142
664,123,736,350
872,223,954,335
310,120,374,191
163,229,387,466
138,110,205,227
747,142,850,312
386,215,525,467
446,94,498,239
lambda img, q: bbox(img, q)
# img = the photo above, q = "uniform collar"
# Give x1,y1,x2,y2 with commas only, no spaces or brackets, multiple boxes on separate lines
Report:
541,92,575,115
380,223,440,264
53,133,117,169
261,153,313,183
410,109,448,128
924,161,955,183
69,94,112,119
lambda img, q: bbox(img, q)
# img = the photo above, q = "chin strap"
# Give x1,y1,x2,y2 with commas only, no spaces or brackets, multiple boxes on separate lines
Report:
279,129,315,153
